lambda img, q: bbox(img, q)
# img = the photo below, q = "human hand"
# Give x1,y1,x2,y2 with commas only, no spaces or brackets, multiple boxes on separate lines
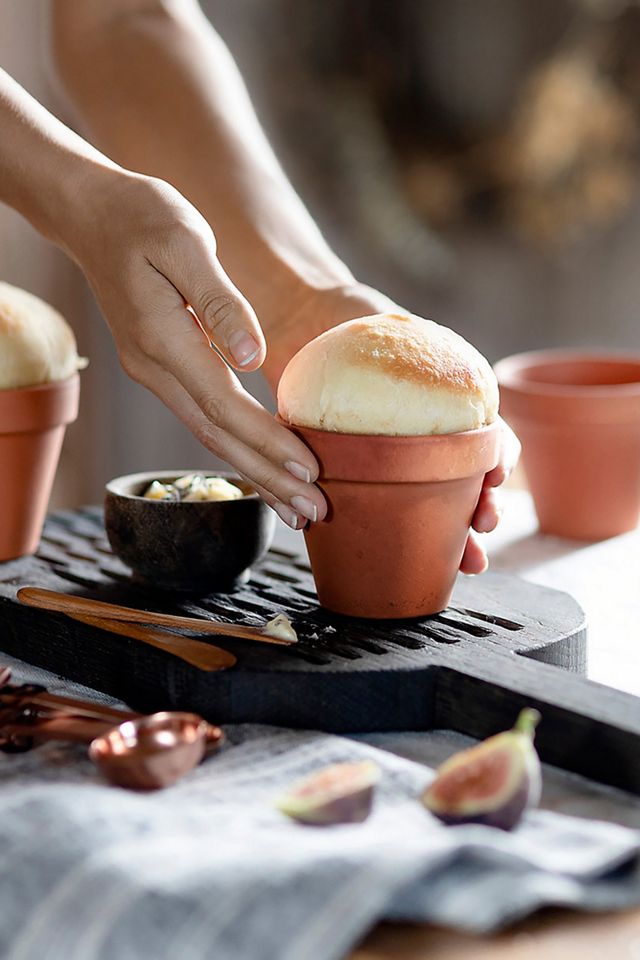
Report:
263,281,520,570
65,170,327,529
459,417,521,574
260,281,398,389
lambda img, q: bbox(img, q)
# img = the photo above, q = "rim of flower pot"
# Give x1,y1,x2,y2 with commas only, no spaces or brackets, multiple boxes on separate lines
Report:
494,349,640,396
0,373,80,435
494,350,640,424
281,418,500,482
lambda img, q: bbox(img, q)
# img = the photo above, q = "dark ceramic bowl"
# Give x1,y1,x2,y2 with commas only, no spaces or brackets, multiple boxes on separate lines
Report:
104,470,276,592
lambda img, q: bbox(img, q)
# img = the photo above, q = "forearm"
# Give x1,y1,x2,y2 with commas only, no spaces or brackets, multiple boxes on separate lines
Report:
51,0,354,327
0,66,118,249
0,53,329,525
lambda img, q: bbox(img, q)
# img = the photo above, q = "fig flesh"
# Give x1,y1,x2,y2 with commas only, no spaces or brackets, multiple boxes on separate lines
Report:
422,709,542,831
276,760,380,825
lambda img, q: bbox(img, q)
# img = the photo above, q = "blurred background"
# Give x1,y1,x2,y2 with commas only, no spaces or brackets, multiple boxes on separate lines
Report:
2,0,640,506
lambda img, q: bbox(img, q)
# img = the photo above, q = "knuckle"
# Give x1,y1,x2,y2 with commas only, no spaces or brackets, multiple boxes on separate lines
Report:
143,189,213,253
117,349,143,382
199,392,227,426
248,433,273,462
189,221,217,254
200,294,237,336
241,476,275,506
192,421,224,455
171,217,206,249
251,464,281,497
132,322,162,359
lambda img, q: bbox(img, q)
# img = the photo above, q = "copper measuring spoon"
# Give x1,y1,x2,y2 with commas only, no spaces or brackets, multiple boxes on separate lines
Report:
0,673,139,749
90,711,224,789
0,670,223,788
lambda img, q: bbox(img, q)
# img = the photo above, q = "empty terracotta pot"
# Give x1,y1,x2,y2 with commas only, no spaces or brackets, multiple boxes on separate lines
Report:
0,374,80,561
289,423,499,618
495,350,640,540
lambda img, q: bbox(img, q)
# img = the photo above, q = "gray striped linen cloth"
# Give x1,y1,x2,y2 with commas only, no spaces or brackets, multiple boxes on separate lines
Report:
1,658,640,960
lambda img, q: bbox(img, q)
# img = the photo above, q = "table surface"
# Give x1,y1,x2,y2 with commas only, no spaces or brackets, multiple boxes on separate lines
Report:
348,490,640,958
3,491,640,958
481,490,640,698
271,490,640,957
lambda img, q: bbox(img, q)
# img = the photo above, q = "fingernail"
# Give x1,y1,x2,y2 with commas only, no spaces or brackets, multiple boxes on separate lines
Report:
229,330,261,367
272,501,301,529
291,495,318,523
285,461,311,483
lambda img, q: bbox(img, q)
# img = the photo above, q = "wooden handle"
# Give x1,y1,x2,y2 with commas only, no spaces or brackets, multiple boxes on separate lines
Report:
16,587,293,646
67,611,236,673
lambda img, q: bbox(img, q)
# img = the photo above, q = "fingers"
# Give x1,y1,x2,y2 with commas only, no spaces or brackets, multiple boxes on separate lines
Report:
116,253,325,524
472,486,502,534
483,417,521,488
472,417,519,535
157,312,322,483
158,226,267,373
466,418,520,568
196,416,326,524
128,355,326,528
459,531,488,575
234,473,307,530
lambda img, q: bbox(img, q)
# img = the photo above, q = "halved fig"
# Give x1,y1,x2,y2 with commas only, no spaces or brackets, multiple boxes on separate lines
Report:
422,709,542,831
276,760,381,825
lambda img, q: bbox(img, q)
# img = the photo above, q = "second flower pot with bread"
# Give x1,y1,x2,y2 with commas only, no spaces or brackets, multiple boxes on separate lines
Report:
0,375,80,561
0,282,85,561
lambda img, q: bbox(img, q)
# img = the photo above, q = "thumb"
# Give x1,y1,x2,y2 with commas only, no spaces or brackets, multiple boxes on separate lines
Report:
178,243,266,372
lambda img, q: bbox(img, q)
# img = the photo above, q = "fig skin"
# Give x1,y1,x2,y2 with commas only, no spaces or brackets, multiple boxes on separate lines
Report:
276,760,381,826
422,709,542,831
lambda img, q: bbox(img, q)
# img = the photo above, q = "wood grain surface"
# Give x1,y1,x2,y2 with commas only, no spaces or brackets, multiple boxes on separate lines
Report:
351,907,640,959
1,506,639,796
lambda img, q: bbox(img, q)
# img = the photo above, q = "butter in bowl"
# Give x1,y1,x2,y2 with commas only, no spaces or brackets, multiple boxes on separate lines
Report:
104,470,276,592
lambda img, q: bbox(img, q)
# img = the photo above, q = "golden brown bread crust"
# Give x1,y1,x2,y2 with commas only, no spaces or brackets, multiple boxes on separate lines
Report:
344,314,483,397
277,313,499,436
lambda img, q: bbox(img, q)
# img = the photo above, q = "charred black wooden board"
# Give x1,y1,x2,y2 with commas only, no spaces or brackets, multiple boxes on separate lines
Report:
0,508,638,795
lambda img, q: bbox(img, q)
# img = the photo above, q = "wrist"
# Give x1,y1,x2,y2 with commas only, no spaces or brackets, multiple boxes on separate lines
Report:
4,143,124,258
41,157,126,256
275,278,399,337
258,265,354,329
0,70,123,251
261,279,400,390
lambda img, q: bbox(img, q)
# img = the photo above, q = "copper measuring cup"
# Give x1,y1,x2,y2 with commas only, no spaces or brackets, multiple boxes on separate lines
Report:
90,712,223,789
0,667,224,788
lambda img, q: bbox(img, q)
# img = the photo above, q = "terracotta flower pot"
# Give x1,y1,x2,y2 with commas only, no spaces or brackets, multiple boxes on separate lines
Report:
495,350,640,540
288,422,499,618
0,374,80,561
